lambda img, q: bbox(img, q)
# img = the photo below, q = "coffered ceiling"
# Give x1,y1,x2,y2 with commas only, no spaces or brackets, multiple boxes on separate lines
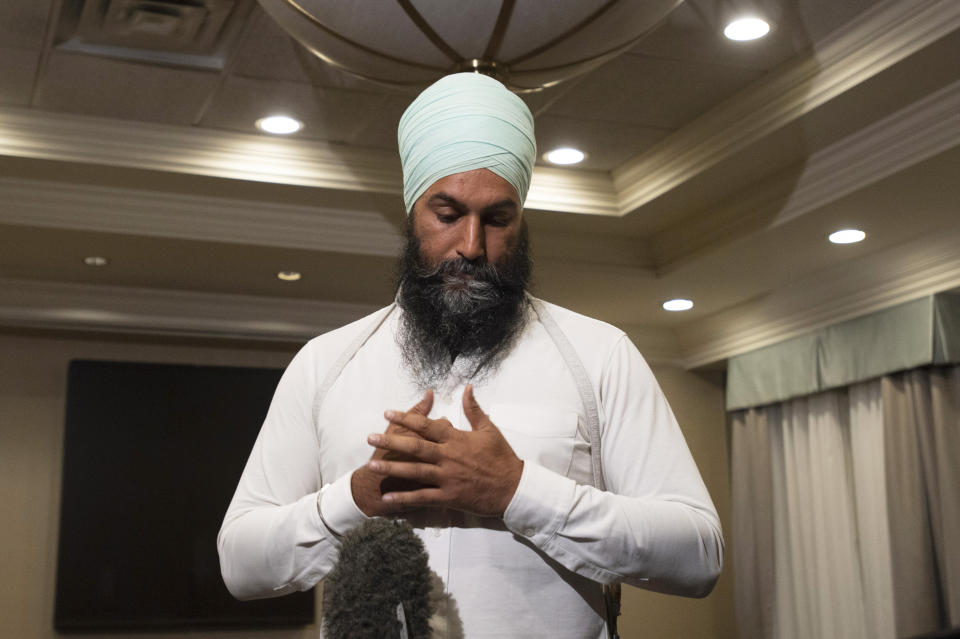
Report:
1,0,958,367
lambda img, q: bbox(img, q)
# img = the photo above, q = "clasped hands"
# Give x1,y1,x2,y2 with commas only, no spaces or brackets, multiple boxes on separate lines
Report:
351,384,523,519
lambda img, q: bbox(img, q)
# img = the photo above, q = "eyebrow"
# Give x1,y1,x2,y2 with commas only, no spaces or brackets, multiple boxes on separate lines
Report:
427,193,519,213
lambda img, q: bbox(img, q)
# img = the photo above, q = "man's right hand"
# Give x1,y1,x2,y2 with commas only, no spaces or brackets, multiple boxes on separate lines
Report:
351,390,434,516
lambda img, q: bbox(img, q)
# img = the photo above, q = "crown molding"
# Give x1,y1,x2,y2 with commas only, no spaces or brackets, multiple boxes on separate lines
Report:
0,176,403,257
676,229,960,369
613,0,960,215
0,108,402,193
526,166,619,217
0,278,379,342
651,77,960,269
0,275,686,365
0,107,620,217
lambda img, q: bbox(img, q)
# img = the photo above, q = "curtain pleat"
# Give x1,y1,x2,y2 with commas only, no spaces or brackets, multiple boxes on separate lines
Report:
884,367,960,635
731,409,776,638
848,381,896,638
929,367,960,628
731,361,959,639
771,392,869,639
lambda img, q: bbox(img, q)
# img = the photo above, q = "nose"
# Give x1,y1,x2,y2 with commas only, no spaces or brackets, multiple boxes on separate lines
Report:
456,215,485,261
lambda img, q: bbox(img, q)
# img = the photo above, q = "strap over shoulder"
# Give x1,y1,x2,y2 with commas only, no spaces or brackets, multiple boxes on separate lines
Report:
527,296,606,492
311,304,396,427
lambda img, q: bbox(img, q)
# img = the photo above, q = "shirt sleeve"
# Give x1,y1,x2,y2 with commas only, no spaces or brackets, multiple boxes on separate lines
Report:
502,334,724,596
216,342,368,600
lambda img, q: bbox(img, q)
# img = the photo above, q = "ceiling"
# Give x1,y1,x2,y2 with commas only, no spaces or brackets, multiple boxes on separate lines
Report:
1,0,958,368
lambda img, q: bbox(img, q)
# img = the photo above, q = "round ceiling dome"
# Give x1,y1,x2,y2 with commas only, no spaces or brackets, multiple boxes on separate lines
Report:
256,0,684,92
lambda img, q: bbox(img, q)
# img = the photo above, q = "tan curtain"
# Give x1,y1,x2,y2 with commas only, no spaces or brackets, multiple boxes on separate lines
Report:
731,408,775,638
732,366,960,638
883,366,960,636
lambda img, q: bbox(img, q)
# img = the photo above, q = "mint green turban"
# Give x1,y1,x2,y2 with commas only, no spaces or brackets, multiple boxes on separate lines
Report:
398,72,537,214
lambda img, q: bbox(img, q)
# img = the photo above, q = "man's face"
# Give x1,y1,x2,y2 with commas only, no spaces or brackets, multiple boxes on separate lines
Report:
410,168,523,269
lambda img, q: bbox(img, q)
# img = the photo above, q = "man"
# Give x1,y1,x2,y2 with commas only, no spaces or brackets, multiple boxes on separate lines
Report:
218,72,722,638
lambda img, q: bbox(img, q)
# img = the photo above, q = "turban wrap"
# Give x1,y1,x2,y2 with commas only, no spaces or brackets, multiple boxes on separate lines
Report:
398,72,537,214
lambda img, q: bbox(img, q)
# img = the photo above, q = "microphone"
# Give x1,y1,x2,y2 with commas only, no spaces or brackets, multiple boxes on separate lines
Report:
322,518,434,639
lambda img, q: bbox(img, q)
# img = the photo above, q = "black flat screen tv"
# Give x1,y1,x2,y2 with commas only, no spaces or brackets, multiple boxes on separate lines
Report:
54,359,314,631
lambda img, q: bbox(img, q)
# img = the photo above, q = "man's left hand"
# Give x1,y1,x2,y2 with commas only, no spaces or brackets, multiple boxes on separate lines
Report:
366,384,523,518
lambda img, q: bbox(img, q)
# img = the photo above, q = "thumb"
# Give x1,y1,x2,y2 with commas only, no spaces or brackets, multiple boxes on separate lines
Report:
409,389,434,416
462,384,487,431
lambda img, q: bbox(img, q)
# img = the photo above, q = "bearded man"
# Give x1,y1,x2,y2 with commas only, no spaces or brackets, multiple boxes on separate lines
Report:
218,73,722,638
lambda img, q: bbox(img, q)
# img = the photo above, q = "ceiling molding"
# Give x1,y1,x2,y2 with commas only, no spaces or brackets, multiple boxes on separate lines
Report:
0,107,401,193
0,274,684,363
676,229,960,369
0,278,378,343
526,166,619,217
612,0,960,215
0,107,621,217
0,176,403,257
651,77,960,269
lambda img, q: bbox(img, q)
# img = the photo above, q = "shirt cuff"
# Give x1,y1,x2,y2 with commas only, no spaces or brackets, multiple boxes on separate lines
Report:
317,471,369,537
503,461,576,545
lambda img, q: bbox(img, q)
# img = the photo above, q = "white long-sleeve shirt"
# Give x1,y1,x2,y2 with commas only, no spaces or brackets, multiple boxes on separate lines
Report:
218,298,722,638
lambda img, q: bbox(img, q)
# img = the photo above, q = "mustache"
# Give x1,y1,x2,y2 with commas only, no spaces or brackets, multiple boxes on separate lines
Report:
414,256,504,290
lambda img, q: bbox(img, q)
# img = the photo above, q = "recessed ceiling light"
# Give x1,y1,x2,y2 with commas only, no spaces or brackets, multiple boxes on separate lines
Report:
663,298,694,312
256,115,303,135
277,270,302,281
724,17,770,41
544,147,585,165
829,229,866,244
83,256,109,267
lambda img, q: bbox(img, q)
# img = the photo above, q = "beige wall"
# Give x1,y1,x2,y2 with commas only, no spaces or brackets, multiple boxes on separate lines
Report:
618,364,736,639
0,330,733,638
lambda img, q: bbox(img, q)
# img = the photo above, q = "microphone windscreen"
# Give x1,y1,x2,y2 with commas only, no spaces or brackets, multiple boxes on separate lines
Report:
322,518,434,639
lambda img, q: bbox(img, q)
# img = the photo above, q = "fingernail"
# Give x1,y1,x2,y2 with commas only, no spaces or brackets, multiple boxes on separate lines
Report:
384,410,399,420
382,493,395,503
368,460,383,472
368,434,381,445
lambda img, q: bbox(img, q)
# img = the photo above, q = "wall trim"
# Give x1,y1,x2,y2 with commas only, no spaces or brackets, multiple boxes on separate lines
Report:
0,176,403,257
0,278,379,343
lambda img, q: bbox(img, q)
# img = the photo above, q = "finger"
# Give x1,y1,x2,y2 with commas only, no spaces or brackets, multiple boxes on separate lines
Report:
407,389,434,416
369,432,441,463
381,486,447,509
462,384,488,431
367,459,440,485
383,410,452,443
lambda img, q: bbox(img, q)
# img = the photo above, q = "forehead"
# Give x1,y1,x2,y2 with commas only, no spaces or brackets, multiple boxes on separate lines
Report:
420,168,520,206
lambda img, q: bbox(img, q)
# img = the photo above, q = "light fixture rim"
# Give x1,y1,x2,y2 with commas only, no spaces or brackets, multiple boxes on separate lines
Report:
83,255,109,267
662,298,694,312
828,228,867,244
723,16,772,41
277,270,302,281
256,115,304,135
543,147,587,165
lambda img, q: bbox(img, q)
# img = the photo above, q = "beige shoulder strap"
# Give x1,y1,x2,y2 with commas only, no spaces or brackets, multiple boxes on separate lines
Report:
528,297,606,491
312,304,396,426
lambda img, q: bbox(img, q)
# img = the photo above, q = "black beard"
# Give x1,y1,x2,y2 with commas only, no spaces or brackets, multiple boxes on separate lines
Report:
395,219,532,390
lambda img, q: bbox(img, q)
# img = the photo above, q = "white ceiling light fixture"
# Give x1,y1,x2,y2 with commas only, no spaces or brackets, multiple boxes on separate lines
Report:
723,16,770,41
256,115,303,135
277,270,302,281
663,298,694,312
829,229,866,244
544,147,585,165
255,0,685,92
83,256,109,267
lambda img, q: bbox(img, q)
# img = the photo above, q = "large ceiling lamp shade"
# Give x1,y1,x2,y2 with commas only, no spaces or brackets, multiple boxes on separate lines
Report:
256,0,685,92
